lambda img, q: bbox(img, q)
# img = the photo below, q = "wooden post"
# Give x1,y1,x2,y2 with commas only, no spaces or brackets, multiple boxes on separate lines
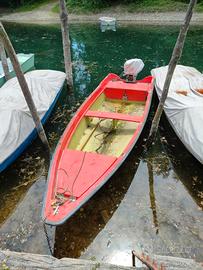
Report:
0,22,50,155
59,0,73,92
148,0,197,144
0,40,10,81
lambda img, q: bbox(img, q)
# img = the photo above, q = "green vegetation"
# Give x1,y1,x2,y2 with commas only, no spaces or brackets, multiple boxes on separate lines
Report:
51,0,203,14
16,0,54,12
3,0,203,13
1,0,55,12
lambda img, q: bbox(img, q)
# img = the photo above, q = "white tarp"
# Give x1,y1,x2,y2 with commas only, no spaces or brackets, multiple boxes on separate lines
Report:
151,65,203,164
0,70,66,164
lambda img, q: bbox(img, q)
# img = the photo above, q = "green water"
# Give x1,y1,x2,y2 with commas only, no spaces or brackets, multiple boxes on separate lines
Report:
0,23,202,263
5,23,203,98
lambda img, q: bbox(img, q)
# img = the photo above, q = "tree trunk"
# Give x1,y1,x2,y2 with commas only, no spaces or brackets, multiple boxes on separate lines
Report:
0,40,10,81
59,0,73,93
148,0,197,145
0,22,50,156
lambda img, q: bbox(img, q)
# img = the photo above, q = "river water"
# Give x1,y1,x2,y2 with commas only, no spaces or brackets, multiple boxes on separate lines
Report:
0,22,202,265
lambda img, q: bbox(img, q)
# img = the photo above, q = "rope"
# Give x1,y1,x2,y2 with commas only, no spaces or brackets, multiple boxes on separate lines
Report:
94,120,115,153
70,151,86,195
42,146,88,253
56,168,72,195
43,218,54,256
51,151,87,214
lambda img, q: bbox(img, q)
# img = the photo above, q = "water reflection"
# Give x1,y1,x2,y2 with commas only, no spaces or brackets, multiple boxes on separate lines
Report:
0,144,45,224
160,116,203,209
72,38,91,97
147,159,159,234
82,145,203,264
54,141,144,258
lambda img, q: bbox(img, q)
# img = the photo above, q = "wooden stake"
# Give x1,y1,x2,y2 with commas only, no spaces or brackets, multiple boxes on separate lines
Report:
0,40,10,81
59,0,73,93
0,22,50,156
148,0,197,145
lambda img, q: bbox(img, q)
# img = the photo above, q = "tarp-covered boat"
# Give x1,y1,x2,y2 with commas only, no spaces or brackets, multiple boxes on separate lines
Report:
43,68,154,225
0,70,66,172
0,53,34,87
151,65,203,164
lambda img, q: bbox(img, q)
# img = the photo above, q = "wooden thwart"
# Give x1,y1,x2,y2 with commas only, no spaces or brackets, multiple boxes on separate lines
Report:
85,110,143,123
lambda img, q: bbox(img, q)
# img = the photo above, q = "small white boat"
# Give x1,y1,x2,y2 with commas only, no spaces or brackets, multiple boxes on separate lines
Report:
151,65,203,164
0,53,34,87
99,17,116,26
0,70,66,172
99,17,116,32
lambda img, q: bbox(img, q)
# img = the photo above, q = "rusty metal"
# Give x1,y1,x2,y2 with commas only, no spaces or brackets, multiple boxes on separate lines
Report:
132,250,166,270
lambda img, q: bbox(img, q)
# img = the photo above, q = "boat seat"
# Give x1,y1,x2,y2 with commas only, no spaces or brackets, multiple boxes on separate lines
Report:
85,110,143,123
105,80,150,92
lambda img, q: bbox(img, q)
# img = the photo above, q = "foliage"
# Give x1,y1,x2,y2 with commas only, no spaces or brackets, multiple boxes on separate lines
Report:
63,0,203,13
1,0,50,8
3,0,203,12
62,0,203,13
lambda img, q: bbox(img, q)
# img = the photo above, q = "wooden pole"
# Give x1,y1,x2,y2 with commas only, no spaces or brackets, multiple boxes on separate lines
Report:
148,0,197,144
0,40,10,81
0,22,50,155
59,0,73,93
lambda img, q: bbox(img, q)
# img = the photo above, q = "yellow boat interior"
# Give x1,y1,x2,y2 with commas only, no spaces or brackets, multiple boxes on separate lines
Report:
67,89,147,157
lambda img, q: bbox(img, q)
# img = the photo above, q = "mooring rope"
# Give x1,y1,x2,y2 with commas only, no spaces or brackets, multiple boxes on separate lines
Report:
42,217,54,256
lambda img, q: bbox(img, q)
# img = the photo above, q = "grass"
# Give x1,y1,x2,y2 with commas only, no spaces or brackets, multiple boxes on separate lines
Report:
52,2,105,14
127,0,203,12
51,3,59,13
51,0,203,14
126,0,189,12
15,0,56,12
196,2,203,12
12,0,203,14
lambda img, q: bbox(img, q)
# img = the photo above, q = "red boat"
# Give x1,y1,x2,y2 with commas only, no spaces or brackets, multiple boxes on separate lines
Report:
43,72,154,225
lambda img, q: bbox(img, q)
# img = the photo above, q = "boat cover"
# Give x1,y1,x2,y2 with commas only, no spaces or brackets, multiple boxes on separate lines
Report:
0,70,66,164
151,65,203,164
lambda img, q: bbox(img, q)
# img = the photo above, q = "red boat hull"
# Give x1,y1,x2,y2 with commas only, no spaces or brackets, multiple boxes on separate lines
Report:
43,73,154,225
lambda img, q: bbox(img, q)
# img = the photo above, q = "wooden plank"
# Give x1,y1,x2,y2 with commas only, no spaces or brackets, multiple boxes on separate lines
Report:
0,249,202,270
0,249,135,270
85,110,143,123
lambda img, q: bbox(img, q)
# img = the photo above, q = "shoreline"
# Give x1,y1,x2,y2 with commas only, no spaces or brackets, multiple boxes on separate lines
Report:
0,3,203,26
